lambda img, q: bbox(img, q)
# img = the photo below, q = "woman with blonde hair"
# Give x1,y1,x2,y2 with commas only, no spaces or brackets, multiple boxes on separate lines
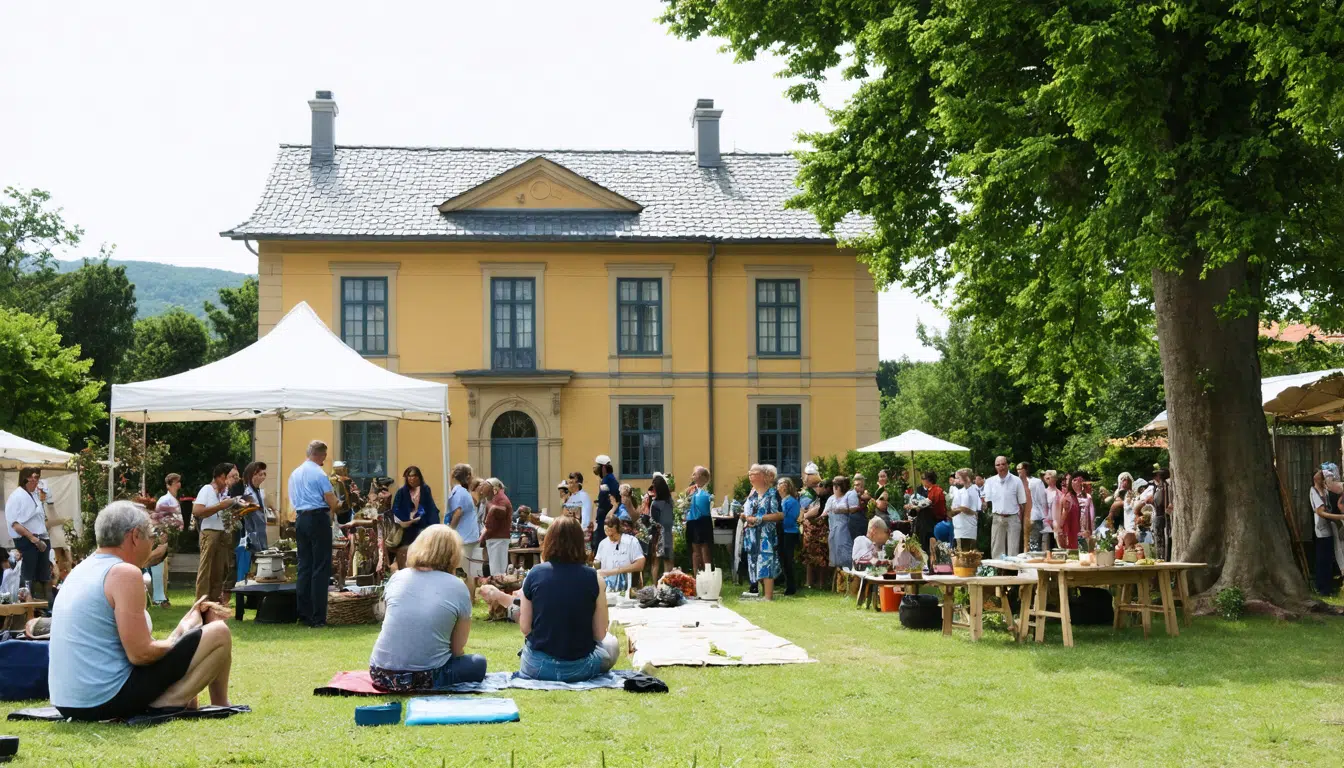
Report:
369,524,486,691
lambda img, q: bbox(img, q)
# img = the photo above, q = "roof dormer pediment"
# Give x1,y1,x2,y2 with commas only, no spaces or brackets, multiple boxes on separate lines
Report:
437,156,643,213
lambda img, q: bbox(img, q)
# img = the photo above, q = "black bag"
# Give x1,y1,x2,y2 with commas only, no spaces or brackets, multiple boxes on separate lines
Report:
898,593,942,630
1068,587,1114,625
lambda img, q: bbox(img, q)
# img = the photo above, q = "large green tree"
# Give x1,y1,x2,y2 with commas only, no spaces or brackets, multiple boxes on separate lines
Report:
0,310,104,449
662,1,1344,606
120,308,250,498
204,276,258,361
880,321,1072,469
52,254,137,393
0,186,81,314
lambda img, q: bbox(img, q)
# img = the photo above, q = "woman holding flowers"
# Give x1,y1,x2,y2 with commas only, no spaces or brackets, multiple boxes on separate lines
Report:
149,473,185,608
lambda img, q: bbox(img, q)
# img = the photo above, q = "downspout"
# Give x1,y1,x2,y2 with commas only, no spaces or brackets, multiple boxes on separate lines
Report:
706,242,717,486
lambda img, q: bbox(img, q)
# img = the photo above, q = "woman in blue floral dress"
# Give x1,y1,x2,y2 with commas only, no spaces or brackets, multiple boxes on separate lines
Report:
741,463,785,600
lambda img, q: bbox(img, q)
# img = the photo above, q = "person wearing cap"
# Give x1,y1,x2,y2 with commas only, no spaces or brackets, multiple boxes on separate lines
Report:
592,456,619,553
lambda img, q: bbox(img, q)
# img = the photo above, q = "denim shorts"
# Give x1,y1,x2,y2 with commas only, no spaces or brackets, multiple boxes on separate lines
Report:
518,641,613,683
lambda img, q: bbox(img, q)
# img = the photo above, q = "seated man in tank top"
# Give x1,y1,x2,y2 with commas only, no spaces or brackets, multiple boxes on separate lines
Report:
48,500,233,721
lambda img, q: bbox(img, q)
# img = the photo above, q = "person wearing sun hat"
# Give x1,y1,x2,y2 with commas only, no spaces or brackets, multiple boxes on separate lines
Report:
592,455,619,553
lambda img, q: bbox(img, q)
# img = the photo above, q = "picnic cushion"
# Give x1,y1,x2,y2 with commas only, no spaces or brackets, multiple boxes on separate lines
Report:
404,696,519,726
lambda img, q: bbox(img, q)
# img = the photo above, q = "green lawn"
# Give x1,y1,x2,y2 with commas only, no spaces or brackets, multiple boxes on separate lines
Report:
5,586,1344,767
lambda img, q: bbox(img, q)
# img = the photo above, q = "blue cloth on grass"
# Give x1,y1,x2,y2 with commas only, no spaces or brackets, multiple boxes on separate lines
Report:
0,639,49,701
405,696,519,726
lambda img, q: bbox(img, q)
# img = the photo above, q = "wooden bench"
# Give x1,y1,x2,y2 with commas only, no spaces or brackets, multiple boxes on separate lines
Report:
923,574,1038,641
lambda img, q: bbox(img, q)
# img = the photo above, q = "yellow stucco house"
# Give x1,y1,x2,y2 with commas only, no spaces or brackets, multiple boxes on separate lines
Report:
224,92,878,512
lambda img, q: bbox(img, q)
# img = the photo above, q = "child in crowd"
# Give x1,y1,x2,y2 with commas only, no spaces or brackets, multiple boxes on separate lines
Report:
515,506,541,549
949,469,981,550
2,551,19,602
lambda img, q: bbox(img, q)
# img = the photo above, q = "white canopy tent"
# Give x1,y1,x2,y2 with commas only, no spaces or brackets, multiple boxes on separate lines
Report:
1139,368,1344,431
109,302,451,506
1,430,81,548
857,429,971,477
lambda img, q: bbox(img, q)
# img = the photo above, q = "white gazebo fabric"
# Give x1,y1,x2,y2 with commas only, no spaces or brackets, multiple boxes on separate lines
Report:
1140,368,1344,431
0,429,74,468
111,302,448,422
857,429,970,454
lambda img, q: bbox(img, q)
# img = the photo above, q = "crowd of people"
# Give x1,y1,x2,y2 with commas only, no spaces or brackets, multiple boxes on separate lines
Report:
24,437,1344,721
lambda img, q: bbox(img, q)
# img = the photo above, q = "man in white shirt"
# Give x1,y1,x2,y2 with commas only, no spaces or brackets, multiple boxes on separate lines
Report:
982,456,1026,559
193,463,241,603
5,467,52,601
1019,462,1049,552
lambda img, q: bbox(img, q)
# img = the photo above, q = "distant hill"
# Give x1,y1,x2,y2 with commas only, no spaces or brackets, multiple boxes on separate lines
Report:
56,259,253,320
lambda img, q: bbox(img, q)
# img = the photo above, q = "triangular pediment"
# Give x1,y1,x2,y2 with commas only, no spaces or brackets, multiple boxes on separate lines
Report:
438,157,643,213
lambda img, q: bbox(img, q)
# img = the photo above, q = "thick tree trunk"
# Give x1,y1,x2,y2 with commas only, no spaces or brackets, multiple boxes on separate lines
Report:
1152,254,1311,610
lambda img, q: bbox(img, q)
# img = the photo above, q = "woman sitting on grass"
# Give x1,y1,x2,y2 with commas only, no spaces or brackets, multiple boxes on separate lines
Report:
517,516,620,682
369,524,486,691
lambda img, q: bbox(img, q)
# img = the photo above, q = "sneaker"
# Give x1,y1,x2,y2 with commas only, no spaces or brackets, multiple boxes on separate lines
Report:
740,591,761,600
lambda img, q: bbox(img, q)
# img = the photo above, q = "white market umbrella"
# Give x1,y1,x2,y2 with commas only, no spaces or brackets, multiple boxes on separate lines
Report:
857,429,970,478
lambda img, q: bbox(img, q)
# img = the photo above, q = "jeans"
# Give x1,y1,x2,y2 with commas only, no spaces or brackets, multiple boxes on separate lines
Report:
148,562,167,603
519,634,619,683
990,514,1022,559
779,531,800,594
295,509,333,626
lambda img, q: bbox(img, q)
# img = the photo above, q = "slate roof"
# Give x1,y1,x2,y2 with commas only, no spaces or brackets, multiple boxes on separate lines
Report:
221,146,866,243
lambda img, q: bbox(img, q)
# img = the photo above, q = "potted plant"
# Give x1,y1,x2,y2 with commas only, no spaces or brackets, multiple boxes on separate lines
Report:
952,548,982,577
1093,528,1118,567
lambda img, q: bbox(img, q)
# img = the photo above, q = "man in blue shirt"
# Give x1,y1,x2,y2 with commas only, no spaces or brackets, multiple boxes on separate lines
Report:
288,439,339,627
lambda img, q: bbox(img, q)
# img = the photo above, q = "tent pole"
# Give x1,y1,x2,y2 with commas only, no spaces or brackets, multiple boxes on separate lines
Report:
106,415,117,504
140,413,148,495
277,412,284,522
440,411,450,495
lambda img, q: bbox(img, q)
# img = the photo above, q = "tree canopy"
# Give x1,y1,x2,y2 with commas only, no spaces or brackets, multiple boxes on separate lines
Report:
662,0,1344,605
0,309,104,449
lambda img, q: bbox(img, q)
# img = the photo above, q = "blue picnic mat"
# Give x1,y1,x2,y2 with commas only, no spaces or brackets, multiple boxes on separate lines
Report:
315,669,637,696
405,696,519,726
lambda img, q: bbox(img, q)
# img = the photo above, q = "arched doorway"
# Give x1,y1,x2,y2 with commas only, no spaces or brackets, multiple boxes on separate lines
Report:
490,410,538,513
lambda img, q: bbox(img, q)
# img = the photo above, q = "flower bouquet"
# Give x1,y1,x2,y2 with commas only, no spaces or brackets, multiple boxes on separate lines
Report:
150,500,185,551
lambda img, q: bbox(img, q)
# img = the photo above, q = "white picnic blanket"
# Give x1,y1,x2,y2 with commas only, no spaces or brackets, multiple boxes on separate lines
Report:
609,600,815,668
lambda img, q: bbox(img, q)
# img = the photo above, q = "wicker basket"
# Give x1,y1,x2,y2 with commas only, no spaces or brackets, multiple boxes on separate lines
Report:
327,591,380,625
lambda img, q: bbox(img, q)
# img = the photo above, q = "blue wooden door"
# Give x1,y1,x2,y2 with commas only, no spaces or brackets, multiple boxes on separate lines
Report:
490,411,539,513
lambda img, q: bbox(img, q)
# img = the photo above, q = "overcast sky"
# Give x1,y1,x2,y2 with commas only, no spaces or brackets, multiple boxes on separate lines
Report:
1,0,946,361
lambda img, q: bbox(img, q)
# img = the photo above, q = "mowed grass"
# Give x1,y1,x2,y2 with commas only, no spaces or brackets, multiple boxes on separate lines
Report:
5,586,1344,767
